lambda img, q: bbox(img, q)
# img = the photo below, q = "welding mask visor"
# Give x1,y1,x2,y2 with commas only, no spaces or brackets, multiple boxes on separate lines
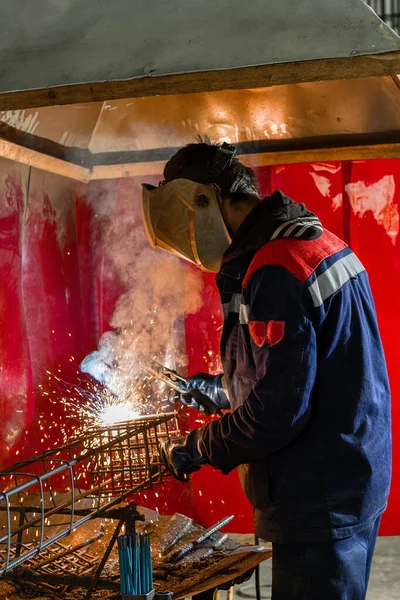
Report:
142,178,231,272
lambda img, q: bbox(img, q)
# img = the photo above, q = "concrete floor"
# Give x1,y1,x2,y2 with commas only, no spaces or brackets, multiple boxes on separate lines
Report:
230,536,400,599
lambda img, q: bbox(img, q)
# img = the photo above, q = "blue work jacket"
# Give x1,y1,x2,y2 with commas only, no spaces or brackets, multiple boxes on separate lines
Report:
196,191,392,543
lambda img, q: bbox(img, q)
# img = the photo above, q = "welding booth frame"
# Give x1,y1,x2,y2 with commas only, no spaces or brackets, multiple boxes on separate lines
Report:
2,51,400,179
2,58,400,183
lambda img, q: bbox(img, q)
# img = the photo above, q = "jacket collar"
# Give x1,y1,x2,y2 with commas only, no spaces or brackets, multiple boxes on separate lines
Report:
221,190,323,266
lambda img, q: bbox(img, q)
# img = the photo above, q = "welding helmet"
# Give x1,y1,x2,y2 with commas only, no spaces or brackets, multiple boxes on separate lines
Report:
141,143,236,272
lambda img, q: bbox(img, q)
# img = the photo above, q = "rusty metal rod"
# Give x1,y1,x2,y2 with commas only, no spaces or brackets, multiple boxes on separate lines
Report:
34,526,105,569
84,519,123,600
6,569,120,591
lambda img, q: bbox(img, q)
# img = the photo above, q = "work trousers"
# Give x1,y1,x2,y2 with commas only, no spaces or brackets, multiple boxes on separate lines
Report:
271,515,381,599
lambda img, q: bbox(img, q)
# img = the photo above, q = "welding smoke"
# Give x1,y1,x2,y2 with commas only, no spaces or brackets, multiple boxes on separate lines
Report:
79,177,204,404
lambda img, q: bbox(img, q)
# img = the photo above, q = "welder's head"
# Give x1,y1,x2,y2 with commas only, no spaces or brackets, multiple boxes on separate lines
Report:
142,142,261,272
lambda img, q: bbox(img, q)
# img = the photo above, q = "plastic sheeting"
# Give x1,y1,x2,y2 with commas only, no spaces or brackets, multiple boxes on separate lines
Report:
0,156,399,533
0,0,398,94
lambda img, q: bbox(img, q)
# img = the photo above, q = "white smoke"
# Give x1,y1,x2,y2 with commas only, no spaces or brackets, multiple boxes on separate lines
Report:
79,176,203,405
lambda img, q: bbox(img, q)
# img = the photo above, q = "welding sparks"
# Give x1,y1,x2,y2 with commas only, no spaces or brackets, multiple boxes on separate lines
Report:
43,371,146,439
97,402,140,426
59,384,142,431
35,345,178,450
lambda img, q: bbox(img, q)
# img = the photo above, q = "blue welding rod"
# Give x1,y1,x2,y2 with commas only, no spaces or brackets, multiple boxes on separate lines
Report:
140,534,146,593
133,535,138,596
134,534,139,595
143,534,150,593
127,535,135,595
138,536,146,594
135,533,141,594
142,534,147,593
123,537,130,596
143,534,149,593
145,534,150,593
118,536,128,595
148,534,153,591
122,537,130,595
125,536,134,596
144,534,148,594
117,537,125,595
147,534,152,592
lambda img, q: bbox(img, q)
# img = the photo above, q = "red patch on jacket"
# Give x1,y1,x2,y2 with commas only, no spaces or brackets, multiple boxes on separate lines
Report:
248,320,285,348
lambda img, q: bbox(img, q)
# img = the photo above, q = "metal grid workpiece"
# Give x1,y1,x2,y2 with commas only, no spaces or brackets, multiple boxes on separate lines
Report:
0,413,180,577
14,535,102,594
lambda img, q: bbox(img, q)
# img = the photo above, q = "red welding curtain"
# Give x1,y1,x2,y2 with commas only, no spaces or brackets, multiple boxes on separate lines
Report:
0,156,399,534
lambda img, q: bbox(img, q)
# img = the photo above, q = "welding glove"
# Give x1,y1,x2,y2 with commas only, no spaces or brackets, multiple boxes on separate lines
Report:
159,430,206,482
178,373,230,414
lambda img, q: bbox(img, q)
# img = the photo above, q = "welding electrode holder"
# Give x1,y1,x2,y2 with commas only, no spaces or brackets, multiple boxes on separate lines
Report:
162,370,223,416
177,384,223,416
144,360,223,416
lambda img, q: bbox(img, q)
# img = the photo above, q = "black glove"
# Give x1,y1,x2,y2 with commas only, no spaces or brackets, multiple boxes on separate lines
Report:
159,430,206,482
178,373,230,414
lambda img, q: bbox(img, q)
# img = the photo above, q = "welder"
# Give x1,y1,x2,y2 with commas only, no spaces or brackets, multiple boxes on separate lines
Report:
141,142,391,599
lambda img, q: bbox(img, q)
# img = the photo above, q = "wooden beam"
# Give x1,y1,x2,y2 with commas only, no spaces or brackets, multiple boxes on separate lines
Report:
2,136,400,182
89,143,400,179
91,161,167,180
0,121,88,166
240,143,400,167
1,51,400,111
0,138,91,182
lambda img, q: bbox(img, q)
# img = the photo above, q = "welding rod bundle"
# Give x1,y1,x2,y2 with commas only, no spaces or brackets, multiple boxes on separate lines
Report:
118,532,154,600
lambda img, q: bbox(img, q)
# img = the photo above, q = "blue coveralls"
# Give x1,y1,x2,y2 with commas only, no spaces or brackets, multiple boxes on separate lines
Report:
192,191,392,599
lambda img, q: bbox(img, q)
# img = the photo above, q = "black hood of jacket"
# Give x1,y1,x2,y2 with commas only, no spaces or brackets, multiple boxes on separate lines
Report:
222,190,323,265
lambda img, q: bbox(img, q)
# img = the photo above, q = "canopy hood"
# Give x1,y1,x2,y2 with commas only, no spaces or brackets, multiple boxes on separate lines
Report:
1,0,400,181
